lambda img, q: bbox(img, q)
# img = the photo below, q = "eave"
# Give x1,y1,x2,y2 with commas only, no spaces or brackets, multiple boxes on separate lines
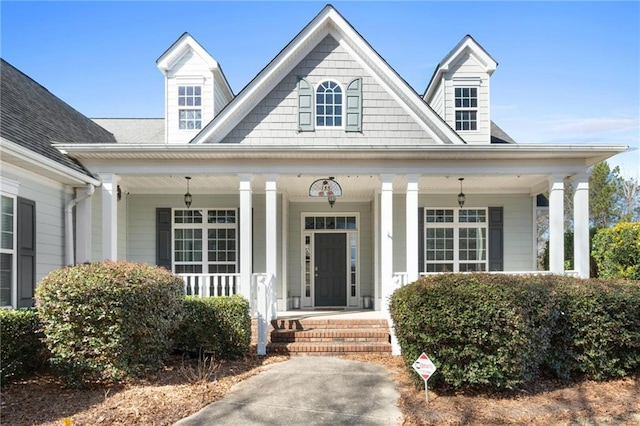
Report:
54,142,627,167
1,138,101,187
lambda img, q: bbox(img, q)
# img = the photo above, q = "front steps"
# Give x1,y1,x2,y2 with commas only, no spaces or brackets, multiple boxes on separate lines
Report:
252,317,392,356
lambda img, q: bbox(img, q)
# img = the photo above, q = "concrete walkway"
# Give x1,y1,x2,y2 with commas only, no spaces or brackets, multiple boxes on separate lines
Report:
174,357,402,426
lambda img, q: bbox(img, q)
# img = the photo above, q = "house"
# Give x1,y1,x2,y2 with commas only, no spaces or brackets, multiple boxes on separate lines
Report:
0,5,626,312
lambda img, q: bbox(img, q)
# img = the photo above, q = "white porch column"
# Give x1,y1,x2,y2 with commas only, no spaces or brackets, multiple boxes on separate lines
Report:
406,175,419,283
265,175,277,281
380,175,394,314
239,174,253,302
76,187,93,263
265,176,278,320
573,173,590,278
100,173,119,260
548,176,565,274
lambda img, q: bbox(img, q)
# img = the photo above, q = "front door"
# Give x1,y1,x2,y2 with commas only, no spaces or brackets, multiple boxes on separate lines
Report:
314,233,346,306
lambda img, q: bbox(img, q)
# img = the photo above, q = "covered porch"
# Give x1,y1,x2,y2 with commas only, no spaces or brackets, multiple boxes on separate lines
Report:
54,143,613,316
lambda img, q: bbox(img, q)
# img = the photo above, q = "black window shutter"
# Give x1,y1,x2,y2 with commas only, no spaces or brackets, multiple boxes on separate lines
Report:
17,197,36,308
418,207,424,274
488,207,504,271
156,208,172,270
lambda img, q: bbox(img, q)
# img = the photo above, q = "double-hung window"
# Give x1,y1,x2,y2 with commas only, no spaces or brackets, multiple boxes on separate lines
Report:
454,87,477,131
173,209,237,274
425,208,487,272
0,195,15,307
178,85,202,130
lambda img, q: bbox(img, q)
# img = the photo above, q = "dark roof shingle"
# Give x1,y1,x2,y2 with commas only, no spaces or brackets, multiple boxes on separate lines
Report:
0,58,116,176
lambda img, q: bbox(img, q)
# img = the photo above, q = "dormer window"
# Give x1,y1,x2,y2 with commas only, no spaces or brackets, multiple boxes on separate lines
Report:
178,86,202,130
316,81,343,127
454,87,477,131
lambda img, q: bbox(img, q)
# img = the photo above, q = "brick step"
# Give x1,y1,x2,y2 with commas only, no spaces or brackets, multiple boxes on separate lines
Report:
270,328,390,343
268,341,392,356
269,318,389,330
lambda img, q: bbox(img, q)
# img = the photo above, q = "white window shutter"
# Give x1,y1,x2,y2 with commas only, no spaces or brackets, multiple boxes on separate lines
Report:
297,78,314,132
345,78,362,132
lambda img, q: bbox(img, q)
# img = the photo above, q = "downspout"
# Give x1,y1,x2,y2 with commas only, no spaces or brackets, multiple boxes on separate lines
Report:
65,183,95,266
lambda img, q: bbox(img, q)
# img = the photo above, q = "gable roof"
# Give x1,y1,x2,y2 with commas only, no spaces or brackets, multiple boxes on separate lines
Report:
423,35,498,101
156,32,233,100
0,58,116,178
190,4,466,145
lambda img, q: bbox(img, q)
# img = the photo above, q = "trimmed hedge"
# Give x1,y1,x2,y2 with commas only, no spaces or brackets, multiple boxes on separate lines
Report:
172,295,251,359
36,261,184,383
390,274,640,391
0,309,48,382
592,222,640,280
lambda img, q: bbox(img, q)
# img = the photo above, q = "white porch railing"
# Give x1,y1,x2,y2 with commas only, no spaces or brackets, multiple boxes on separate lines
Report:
179,273,241,297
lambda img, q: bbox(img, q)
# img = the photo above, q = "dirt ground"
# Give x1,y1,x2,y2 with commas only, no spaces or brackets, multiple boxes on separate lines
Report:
1,353,639,426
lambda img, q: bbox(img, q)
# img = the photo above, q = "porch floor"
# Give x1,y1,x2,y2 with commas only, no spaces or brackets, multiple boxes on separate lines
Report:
274,308,387,320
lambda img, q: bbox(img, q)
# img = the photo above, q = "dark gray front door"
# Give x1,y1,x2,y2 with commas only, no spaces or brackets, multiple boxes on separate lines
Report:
314,233,346,306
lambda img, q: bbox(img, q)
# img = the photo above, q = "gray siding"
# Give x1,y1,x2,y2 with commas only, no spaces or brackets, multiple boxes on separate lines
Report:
220,35,435,146
1,169,67,284
417,193,534,271
90,187,128,261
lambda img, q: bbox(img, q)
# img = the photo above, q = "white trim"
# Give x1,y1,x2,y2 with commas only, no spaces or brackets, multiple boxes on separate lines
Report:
0,193,17,308
171,207,239,274
423,207,489,273
300,212,360,308
1,137,100,186
314,79,346,130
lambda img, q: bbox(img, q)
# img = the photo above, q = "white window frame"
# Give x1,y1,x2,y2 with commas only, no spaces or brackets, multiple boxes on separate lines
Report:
454,86,478,132
424,208,488,273
315,80,345,129
301,213,360,308
178,85,202,130
171,208,238,274
1,192,17,309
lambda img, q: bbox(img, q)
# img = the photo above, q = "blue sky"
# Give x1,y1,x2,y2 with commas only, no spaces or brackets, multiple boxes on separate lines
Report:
2,1,639,179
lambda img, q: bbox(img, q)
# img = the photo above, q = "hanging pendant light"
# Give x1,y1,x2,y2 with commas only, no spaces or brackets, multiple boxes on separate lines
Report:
457,178,466,208
184,176,192,208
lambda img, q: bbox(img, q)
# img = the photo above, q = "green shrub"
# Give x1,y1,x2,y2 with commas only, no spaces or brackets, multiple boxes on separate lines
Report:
592,222,640,280
391,274,640,391
547,278,640,380
390,274,554,390
35,261,184,383
172,295,250,359
0,309,49,382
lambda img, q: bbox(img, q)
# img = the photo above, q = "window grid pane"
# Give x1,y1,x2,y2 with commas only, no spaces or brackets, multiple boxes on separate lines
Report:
174,209,238,274
454,87,478,131
425,208,488,272
304,216,357,230
316,81,343,127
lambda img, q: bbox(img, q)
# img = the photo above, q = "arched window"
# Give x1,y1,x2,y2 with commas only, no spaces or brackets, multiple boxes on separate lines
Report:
316,81,342,127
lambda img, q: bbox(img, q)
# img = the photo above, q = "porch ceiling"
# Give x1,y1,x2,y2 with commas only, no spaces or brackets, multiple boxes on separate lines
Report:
117,173,549,198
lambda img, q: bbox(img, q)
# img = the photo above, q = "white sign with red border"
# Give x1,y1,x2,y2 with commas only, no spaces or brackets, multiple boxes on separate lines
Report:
412,353,437,402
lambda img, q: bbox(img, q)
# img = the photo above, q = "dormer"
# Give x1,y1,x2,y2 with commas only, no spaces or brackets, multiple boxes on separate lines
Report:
424,35,497,144
157,33,233,144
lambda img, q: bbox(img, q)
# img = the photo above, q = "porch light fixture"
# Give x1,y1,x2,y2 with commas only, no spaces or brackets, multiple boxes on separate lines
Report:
184,176,192,208
457,178,466,208
309,176,342,208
